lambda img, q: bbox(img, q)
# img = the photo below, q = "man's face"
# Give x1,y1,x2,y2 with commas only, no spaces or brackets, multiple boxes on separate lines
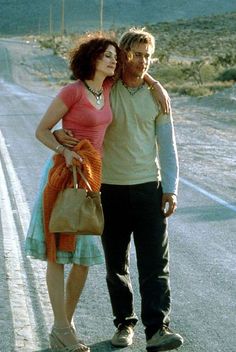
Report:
124,42,153,78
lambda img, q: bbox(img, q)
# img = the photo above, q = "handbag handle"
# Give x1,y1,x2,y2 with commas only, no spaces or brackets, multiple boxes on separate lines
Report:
72,165,93,192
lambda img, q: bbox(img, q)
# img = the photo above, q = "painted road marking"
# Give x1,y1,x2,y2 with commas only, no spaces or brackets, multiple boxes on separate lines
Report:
0,130,30,233
0,130,51,350
0,160,36,351
181,177,236,213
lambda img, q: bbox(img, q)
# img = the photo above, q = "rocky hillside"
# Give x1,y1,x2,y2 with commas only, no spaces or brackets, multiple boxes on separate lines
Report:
1,0,236,35
33,11,236,97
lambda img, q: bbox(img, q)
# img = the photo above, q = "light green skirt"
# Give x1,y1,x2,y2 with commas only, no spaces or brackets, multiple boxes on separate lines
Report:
25,158,104,266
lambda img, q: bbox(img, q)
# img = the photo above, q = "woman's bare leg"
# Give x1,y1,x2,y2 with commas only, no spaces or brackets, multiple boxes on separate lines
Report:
65,264,89,324
46,261,80,346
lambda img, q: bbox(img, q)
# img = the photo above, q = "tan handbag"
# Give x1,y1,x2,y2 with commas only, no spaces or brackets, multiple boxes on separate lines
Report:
49,165,104,235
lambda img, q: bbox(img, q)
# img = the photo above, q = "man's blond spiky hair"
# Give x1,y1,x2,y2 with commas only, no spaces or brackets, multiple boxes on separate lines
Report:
119,27,155,54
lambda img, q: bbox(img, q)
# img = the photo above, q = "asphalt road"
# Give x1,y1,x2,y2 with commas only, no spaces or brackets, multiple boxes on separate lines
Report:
0,39,235,352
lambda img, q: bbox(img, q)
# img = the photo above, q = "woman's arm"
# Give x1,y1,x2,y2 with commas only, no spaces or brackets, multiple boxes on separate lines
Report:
35,97,68,151
144,73,171,114
35,97,82,166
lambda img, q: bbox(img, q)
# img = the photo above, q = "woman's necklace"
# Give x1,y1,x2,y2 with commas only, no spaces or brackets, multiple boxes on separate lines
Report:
122,81,145,96
84,81,103,105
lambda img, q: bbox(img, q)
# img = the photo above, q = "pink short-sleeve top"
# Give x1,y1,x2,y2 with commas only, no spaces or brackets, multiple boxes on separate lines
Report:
57,79,113,154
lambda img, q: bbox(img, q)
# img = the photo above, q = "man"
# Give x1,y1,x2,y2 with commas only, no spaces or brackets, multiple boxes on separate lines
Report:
101,28,183,352
56,28,183,352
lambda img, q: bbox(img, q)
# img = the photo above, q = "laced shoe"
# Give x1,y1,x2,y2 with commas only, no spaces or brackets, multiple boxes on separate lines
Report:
111,325,134,347
146,326,183,351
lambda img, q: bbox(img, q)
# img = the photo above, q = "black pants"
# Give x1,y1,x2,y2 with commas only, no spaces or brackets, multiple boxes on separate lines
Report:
101,182,171,339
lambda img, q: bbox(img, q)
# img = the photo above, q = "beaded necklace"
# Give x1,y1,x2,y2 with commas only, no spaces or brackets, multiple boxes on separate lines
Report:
84,81,103,105
122,81,145,96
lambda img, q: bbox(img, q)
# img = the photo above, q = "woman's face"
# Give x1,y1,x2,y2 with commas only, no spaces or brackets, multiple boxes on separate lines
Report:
96,45,117,77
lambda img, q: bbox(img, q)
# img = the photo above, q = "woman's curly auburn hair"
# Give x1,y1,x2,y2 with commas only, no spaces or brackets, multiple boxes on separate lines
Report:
69,32,121,80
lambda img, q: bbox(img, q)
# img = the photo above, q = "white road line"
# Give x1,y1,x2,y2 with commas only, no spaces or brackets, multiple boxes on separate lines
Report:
181,177,236,213
0,130,51,349
0,160,35,351
0,130,30,233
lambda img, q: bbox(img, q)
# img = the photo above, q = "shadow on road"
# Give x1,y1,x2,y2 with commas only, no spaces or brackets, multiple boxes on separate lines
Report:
90,340,124,351
34,340,124,352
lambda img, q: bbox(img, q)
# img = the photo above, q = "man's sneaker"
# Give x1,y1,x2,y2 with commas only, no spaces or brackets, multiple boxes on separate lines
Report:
146,326,183,351
111,325,134,347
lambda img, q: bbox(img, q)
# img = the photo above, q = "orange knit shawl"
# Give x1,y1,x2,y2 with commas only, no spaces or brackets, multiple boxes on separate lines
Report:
43,139,102,262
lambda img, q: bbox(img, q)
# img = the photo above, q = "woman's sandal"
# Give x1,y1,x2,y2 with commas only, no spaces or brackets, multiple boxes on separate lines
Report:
49,326,90,352
70,323,87,349
70,321,77,335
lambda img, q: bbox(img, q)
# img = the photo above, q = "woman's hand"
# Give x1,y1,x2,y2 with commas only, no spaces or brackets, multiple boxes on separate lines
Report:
54,129,82,167
151,82,171,114
144,73,171,114
63,148,83,167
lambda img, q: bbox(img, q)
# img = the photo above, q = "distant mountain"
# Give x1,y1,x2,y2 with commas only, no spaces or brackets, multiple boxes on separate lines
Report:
1,0,236,35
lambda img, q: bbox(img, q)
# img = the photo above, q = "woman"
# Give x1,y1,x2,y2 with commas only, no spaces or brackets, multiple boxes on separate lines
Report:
25,33,120,352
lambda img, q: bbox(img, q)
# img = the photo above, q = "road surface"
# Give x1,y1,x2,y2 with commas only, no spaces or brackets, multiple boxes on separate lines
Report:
0,38,235,352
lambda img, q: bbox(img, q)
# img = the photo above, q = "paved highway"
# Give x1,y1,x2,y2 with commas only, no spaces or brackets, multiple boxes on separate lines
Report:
0,39,235,352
